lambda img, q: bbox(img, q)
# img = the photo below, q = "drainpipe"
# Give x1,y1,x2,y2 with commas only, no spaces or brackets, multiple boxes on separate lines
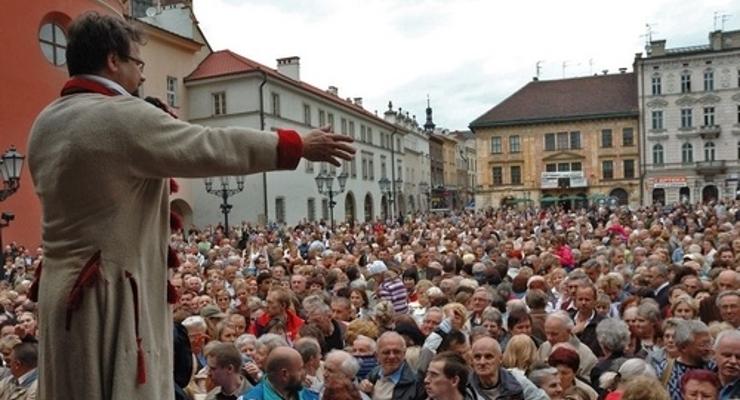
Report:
638,60,646,206
258,70,268,223
390,128,398,219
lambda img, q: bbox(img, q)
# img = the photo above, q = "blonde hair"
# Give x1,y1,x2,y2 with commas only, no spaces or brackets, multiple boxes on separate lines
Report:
346,319,380,344
502,334,538,372
442,302,468,321
670,295,698,319
621,376,669,400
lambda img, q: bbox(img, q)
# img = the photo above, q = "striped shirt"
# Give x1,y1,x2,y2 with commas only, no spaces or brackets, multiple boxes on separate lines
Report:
378,277,409,314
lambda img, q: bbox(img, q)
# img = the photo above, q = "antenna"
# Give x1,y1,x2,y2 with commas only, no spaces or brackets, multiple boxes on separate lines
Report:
722,14,732,30
562,61,570,78
535,60,544,79
589,58,594,75
641,23,657,55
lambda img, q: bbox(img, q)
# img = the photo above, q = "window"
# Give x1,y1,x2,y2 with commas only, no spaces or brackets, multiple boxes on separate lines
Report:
490,137,502,154
361,158,368,180
396,138,401,152
305,160,314,173
681,109,693,128
350,158,357,178
624,159,635,178
545,163,556,172
737,105,740,124
492,167,503,185
571,162,582,171
303,104,311,125
213,92,226,115
653,144,664,165
319,110,326,126
622,128,634,146
682,143,693,163
340,118,347,134
275,197,285,223
367,127,372,145
321,199,329,221
360,125,366,142
557,163,570,172
681,72,691,93
349,121,355,139
166,76,177,107
271,92,281,117
327,113,334,130
39,22,67,66
570,131,581,149
368,157,374,180
557,132,568,150
704,142,716,161
545,133,556,151
601,129,613,148
651,111,664,130
704,107,715,127
704,70,714,91
651,76,662,95
302,198,316,224
510,166,522,185
602,160,614,180
380,156,387,178
509,136,521,153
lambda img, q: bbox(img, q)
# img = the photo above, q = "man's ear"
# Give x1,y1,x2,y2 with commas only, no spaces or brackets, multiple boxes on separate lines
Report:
106,52,121,73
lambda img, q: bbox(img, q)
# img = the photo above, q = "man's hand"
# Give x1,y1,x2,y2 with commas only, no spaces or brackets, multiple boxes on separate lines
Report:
359,379,374,394
302,125,355,166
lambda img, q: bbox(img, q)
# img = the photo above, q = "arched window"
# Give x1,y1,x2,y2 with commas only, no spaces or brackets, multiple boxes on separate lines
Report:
653,144,664,165
39,22,67,66
681,143,693,164
704,142,716,161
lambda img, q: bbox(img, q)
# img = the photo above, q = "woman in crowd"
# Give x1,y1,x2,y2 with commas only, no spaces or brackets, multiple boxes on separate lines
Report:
548,346,598,400
599,358,657,400
680,369,720,400
528,364,564,400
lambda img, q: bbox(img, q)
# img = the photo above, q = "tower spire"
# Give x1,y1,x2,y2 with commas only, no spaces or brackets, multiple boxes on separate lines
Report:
424,94,435,133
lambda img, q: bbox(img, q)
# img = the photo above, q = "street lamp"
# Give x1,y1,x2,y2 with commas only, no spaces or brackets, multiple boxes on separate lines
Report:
393,178,403,217
204,175,245,234
378,177,392,219
314,171,348,230
0,146,25,202
419,182,430,212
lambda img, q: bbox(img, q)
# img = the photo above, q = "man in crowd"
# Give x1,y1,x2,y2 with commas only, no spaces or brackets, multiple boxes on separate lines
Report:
243,346,317,400
717,290,740,328
304,295,346,352
0,342,38,400
424,352,474,400
251,288,304,341
205,342,252,400
360,332,424,400
469,337,523,400
538,311,597,380
659,320,714,400
715,330,740,399
571,284,604,357
468,287,493,328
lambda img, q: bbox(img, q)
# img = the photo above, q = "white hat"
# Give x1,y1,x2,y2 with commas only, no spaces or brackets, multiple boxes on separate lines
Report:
367,260,388,276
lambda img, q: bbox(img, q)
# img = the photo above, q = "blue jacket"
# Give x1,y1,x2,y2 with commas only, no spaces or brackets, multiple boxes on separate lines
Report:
239,379,319,400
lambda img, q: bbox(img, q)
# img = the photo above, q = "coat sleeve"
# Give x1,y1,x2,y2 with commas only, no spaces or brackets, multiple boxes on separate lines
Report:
111,97,303,179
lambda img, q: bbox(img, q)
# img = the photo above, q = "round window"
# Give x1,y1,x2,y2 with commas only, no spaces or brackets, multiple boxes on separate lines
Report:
39,23,67,66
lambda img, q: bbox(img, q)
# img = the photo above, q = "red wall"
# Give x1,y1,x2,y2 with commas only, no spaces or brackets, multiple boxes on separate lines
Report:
0,0,124,249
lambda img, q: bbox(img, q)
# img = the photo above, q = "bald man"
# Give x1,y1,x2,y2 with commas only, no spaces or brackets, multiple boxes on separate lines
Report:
700,270,739,324
242,346,318,400
469,337,526,400
359,332,424,400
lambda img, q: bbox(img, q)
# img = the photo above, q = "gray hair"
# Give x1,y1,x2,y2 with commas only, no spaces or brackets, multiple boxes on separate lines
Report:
636,302,661,323
596,318,630,353
674,320,709,348
714,329,740,350
234,334,256,351
326,350,360,378
182,315,207,332
256,333,289,353
294,337,322,363
303,294,330,315
528,365,559,388
599,358,656,390
547,310,575,330
354,335,377,353
481,307,503,325
716,290,740,307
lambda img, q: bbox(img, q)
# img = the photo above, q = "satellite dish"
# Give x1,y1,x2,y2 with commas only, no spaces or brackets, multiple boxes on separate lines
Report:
145,7,158,17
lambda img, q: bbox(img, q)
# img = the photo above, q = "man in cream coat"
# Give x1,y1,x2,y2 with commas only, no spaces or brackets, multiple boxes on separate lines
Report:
27,12,354,400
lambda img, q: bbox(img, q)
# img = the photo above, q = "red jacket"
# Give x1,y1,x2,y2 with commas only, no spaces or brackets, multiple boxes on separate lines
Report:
249,309,304,342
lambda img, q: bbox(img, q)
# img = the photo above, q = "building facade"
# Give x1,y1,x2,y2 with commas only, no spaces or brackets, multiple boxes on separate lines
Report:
471,73,640,210
636,29,740,205
185,51,412,226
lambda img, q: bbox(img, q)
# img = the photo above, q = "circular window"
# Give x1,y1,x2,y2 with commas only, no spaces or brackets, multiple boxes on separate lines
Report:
39,23,67,66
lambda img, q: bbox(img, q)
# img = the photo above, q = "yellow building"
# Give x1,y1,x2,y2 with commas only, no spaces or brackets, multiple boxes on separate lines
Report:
470,73,640,209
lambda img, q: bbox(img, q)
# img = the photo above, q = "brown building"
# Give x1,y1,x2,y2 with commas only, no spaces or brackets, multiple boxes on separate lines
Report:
470,73,640,209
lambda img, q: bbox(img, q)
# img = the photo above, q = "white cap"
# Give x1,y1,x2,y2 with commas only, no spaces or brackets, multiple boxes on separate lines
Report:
367,260,388,276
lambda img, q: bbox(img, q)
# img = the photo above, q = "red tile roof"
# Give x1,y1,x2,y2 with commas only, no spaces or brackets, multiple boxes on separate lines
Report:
470,73,638,129
185,50,396,129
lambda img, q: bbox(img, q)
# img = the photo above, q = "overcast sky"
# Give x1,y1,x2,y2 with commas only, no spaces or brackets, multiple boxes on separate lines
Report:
193,0,740,130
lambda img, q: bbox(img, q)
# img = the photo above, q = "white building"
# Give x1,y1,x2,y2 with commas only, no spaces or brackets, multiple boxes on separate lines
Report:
636,29,740,205
184,51,411,226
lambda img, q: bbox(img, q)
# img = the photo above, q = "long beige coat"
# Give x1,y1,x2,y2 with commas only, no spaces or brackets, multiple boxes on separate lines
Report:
28,93,300,400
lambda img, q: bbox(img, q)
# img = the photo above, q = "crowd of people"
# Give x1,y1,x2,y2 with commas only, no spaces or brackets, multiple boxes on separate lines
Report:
2,199,740,400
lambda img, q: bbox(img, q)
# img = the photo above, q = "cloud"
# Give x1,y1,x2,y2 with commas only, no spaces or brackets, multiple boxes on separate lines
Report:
194,0,740,130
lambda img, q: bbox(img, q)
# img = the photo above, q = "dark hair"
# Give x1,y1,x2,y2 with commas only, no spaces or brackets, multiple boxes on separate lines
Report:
349,288,369,308
402,269,419,283
208,342,242,371
439,329,467,353
431,351,470,394
547,346,580,373
66,12,145,76
12,342,38,369
507,309,532,330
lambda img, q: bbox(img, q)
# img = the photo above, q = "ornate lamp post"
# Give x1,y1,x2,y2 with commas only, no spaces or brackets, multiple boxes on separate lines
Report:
315,171,348,231
419,181,430,212
0,146,25,252
378,177,391,219
204,176,245,234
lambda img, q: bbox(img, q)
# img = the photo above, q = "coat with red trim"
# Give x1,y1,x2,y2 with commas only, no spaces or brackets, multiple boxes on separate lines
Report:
28,93,303,400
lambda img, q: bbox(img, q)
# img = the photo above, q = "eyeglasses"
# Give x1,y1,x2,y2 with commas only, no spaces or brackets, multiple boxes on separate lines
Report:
125,55,145,71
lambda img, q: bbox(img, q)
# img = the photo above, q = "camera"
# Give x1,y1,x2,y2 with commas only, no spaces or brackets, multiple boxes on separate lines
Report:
0,212,13,223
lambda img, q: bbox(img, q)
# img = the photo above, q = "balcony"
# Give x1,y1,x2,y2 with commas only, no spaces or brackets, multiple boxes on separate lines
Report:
699,125,721,140
696,160,726,176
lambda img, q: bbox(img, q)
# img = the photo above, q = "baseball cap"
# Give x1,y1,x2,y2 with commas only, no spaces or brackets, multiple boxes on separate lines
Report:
200,305,226,320
366,260,388,276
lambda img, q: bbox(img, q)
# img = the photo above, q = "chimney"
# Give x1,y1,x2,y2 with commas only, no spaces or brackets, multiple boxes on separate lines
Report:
619,67,627,74
602,69,609,75
276,56,300,81
647,40,666,57
353,97,363,108
710,31,723,50
327,86,338,96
